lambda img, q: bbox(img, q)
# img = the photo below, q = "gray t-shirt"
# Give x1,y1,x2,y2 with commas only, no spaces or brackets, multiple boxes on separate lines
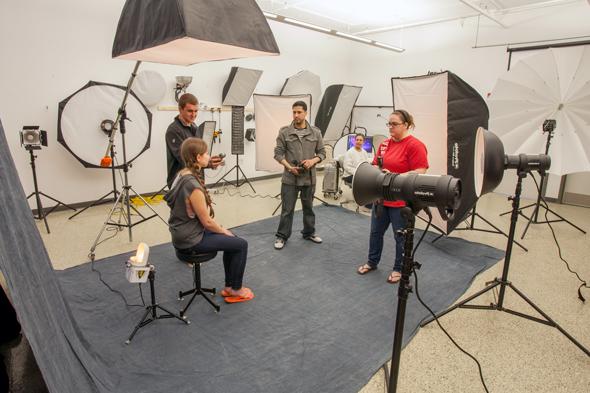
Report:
164,174,206,250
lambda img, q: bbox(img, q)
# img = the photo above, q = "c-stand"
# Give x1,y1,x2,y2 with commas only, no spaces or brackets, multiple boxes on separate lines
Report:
499,122,586,239
88,61,168,261
25,146,76,233
421,169,589,357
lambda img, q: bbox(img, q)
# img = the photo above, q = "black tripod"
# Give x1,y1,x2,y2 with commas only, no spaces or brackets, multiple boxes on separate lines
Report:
212,154,256,193
126,266,188,344
388,206,420,393
89,61,168,260
499,126,586,239
435,203,527,252
25,147,76,233
421,169,590,357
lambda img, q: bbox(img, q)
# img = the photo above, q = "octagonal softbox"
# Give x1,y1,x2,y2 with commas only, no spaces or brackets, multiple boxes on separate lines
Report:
392,71,489,234
58,81,152,169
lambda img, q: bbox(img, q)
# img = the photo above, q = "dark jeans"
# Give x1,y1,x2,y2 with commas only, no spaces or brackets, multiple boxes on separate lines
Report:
367,205,406,272
183,230,248,290
276,183,315,240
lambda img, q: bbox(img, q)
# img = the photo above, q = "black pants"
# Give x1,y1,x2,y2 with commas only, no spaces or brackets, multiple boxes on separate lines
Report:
276,183,315,240
183,231,248,290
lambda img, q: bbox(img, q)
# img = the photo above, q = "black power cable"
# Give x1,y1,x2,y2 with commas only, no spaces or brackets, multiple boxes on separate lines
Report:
412,213,490,393
530,173,589,302
380,212,490,392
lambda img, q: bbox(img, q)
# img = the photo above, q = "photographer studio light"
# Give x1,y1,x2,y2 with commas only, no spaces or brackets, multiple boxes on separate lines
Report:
125,242,151,283
21,126,75,234
174,76,193,102
125,242,188,344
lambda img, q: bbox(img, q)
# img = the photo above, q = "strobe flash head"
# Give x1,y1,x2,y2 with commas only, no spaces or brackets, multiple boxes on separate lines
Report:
473,127,552,197
20,126,48,150
504,154,551,174
352,162,462,220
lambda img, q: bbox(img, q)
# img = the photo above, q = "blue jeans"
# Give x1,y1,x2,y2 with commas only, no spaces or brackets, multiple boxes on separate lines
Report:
183,231,248,290
367,205,406,272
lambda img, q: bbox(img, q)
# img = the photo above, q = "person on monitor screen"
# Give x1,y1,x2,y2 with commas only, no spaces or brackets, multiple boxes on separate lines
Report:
164,138,253,303
342,133,371,184
356,110,428,284
273,100,326,250
165,93,224,188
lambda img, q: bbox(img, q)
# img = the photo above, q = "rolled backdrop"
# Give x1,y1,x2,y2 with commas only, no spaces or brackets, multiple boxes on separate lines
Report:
253,94,312,172
392,71,489,233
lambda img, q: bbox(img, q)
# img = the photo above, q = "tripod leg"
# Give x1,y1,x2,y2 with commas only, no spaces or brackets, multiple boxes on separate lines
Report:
541,207,587,234
155,305,190,324
129,187,168,225
507,283,590,356
474,213,528,252
32,192,50,234
38,192,76,211
420,280,501,327
520,203,539,239
237,165,256,193
211,166,236,189
69,191,115,219
126,307,153,344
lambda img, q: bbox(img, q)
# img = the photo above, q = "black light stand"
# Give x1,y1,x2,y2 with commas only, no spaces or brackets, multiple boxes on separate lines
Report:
499,123,586,239
212,154,256,193
421,169,590,357
68,144,120,220
89,61,168,261
25,146,76,234
212,106,256,193
126,265,188,344
434,203,528,252
388,206,419,393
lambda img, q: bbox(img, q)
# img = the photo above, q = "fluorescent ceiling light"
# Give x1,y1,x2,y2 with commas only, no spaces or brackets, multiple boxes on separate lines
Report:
373,41,404,52
335,31,373,43
264,12,404,52
263,11,278,19
283,17,332,32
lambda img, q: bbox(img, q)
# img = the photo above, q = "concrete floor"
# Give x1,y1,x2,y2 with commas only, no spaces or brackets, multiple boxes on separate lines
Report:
29,174,590,392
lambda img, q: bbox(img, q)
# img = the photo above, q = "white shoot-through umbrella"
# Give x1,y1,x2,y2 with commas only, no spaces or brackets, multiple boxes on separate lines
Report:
488,46,590,175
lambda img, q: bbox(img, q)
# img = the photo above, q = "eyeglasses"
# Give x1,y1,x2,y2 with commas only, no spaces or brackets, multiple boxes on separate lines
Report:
387,122,404,127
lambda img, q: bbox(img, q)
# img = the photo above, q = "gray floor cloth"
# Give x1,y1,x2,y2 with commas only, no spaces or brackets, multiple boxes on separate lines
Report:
57,206,503,393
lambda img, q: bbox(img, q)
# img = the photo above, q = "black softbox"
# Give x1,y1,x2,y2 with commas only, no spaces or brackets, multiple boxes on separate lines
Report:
392,71,489,233
112,0,280,65
314,85,362,144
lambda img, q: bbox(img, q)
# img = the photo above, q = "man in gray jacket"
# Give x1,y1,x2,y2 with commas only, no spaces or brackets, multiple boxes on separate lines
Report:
273,101,326,250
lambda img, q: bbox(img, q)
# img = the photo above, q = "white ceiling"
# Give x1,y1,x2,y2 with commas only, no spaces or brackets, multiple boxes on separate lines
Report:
256,0,582,35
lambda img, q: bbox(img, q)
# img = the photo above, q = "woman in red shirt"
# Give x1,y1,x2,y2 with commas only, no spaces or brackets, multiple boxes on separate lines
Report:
357,110,429,283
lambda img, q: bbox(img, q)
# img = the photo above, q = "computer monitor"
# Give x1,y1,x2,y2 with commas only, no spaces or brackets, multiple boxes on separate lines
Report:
347,134,373,153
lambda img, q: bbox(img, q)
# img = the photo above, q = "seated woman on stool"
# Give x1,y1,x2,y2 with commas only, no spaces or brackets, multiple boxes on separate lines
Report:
164,137,254,303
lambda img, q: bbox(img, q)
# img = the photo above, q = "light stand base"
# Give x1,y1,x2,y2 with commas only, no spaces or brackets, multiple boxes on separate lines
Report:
212,155,256,193
126,267,188,344
437,207,528,252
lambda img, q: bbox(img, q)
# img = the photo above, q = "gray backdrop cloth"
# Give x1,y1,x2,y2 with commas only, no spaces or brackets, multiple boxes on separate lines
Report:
0,120,113,392
56,206,503,393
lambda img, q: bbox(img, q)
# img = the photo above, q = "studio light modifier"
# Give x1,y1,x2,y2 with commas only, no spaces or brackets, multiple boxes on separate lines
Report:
473,127,552,197
352,162,462,220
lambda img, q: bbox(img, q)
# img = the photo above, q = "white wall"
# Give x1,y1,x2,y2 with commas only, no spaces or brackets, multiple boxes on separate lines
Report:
0,0,355,207
2,1,590,207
